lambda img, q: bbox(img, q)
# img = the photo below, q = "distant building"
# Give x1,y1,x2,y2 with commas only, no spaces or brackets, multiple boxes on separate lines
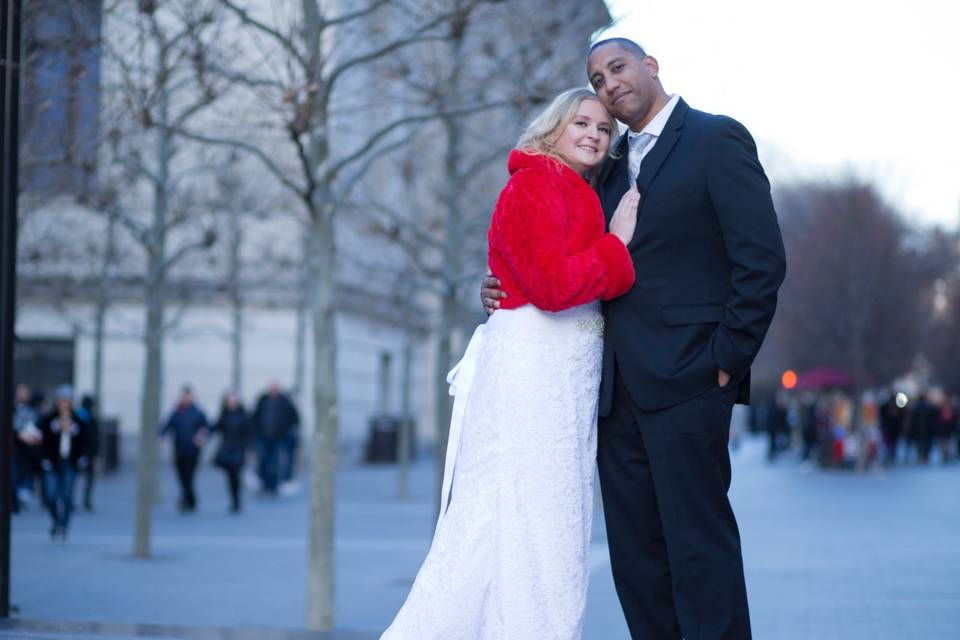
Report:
19,0,101,197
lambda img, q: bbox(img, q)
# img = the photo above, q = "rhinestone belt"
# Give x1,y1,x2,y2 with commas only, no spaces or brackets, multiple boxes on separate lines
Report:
576,316,605,337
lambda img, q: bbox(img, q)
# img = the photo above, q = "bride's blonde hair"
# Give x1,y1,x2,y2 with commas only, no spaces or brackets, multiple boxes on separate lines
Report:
516,88,620,171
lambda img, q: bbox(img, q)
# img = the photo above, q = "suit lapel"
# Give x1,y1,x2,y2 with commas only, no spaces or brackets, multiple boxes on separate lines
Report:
634,99,688,199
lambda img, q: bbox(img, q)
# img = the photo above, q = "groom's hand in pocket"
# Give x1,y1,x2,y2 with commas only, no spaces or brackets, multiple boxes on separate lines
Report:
481,268,506,315
718,368,731,388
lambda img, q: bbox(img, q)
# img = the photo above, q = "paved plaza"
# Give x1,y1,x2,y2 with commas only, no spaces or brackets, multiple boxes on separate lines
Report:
4,436,959,639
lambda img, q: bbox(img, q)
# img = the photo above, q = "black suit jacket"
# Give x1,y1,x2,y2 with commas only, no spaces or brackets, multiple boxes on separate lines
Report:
598,99,786,414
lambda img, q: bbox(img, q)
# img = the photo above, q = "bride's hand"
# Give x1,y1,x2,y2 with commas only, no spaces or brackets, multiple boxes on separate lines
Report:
609,186,640,245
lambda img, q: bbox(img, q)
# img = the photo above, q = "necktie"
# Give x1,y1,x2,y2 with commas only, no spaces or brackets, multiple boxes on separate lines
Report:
627,132,655,185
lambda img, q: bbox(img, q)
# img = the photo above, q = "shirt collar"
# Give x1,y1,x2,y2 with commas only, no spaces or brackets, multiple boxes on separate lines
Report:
629,93,680,140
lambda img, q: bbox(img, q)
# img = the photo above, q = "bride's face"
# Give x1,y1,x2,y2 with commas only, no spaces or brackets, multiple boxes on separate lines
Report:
553,99,612,176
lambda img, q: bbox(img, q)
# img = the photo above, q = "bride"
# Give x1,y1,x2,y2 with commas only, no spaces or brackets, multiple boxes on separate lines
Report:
382,88,640,639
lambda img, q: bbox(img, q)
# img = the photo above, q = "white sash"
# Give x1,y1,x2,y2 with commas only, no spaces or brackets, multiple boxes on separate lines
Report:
436,324,485,527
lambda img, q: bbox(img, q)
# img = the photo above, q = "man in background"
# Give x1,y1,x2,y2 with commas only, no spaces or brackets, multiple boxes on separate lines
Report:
253,382,300,495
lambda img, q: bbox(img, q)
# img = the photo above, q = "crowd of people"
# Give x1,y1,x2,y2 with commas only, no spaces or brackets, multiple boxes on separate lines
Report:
160,381,301,514
10,379,301,540
11,383,99,540
755,388,960,468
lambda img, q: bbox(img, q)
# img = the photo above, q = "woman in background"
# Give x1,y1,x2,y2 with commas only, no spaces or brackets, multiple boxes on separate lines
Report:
38,386,90,541
212,390,252,513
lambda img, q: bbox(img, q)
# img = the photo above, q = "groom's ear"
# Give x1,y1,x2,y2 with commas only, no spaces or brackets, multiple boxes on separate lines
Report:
642,55,660,78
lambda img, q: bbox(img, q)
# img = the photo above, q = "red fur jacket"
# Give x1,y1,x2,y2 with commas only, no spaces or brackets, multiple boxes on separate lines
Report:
487,150,635,312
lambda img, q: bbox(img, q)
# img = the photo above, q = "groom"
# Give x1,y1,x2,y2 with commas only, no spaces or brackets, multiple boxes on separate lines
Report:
483,38,786,639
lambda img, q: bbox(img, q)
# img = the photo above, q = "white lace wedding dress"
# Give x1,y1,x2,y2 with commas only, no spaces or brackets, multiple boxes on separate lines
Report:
381,301,603,640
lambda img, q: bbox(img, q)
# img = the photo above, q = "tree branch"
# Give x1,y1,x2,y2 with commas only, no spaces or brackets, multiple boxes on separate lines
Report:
219,0,308,69
325,14,452,93
321,0,392,28
161,239,211,278
327,100,511,183
334,131,423,205
170,126,305,196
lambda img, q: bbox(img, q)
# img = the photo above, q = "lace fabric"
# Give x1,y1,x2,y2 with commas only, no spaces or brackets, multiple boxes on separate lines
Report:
381,303,603,639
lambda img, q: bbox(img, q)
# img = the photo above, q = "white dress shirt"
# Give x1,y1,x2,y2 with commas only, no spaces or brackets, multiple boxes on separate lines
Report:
627,93,681,183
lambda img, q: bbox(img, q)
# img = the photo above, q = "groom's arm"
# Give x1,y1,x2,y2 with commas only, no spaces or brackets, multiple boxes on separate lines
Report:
707,116,787,383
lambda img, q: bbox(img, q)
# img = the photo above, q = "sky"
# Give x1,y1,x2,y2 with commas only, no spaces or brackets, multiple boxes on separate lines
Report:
602,0,960,228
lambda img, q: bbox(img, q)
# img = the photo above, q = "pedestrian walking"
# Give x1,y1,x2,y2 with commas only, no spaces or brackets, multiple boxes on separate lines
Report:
13,384,40,512
37,385,90,540
912,392,937,464
766,392,789,461
76,395,100,511
933,391,957,463
161,386,209,512
799,392,819,462
880,392,906,465
211,391,252,513
252,382,299,495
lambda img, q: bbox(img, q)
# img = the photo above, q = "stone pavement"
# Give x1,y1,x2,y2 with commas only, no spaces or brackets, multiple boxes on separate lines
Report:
5,436,959,639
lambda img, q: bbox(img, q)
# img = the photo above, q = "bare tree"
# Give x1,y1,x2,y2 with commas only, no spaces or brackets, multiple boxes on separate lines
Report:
211,155,258,393
98,0,232,557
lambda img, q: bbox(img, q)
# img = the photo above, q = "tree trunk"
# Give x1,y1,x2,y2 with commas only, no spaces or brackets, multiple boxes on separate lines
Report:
431,96,465,516
92,210,115,409
293,233,310,401
92,289,106,411
229,209,243,393
398,332,413,500
133,285,163,558
306,211,338,631
133,55,172,557
294,300,306,399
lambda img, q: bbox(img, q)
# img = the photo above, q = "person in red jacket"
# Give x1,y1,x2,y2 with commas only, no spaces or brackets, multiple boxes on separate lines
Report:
382,89,639,639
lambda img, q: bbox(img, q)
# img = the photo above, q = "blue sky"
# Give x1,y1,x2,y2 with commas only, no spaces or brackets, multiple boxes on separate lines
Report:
603,0,959,229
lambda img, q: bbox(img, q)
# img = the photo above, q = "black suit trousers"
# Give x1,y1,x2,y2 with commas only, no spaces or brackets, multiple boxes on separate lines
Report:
598,365,751,640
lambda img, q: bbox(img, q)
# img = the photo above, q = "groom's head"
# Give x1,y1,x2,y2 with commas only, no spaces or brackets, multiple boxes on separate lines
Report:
587,38,668,132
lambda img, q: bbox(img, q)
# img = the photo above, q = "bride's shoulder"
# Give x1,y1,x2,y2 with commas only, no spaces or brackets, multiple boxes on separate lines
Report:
504,151,566,194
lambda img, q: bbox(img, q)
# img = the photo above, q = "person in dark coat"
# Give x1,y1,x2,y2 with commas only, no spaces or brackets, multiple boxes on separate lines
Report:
911,392,937,464
252,382,299,494
766,392,789,461
799,393,819,462
13,385,44,511
161,386,209,512
38,385,90,540
12,384,40,513
880,392,905,465
76,395,100,511
934,392,957,463
211,391,252,513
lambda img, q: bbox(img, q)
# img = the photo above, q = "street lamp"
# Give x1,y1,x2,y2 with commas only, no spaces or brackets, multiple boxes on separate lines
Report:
0,0,23,619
